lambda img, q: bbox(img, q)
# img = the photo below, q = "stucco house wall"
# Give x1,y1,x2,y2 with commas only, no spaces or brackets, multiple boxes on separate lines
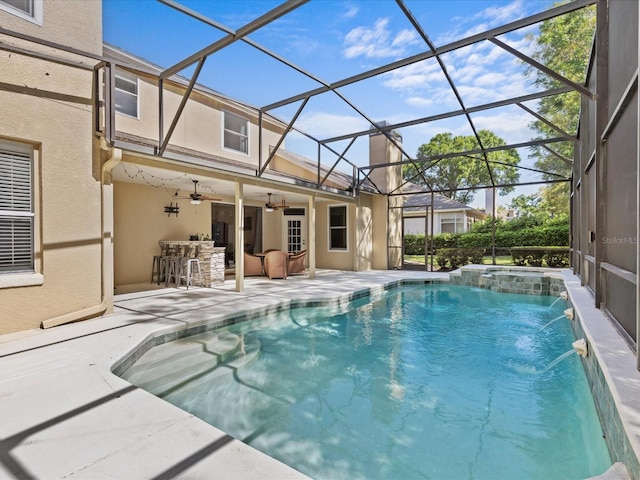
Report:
107,52,285,167
113,181,213,287
0,1,395,334
404,210,482,235
0,0,104,333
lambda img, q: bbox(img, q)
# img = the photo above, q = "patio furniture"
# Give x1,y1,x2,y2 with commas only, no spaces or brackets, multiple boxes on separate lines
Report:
151,243,170,284
165,245,184,286
287,249,307,276
244,252,264,276
264,250,288,279
178,246,203,289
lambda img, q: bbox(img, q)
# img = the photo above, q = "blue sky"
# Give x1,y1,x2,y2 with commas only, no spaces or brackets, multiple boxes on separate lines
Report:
103,0,571,208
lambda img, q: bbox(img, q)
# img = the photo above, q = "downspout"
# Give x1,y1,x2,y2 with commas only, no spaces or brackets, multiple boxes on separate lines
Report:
41,140,122,328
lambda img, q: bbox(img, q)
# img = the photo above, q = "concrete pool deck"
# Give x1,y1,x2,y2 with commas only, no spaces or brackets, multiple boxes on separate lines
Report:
0,268,636,479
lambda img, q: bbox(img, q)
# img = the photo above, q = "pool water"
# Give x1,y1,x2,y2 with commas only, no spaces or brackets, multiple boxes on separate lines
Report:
122,284,611,479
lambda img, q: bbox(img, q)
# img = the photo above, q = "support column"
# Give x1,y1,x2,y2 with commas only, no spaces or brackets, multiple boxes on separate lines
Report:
492,186,496,265
595,0,609,308
308,194,316,278
234,182,244,292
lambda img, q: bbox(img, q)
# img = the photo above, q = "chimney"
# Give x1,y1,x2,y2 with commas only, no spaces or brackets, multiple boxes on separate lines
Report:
485,188,494,217
369,121,403,193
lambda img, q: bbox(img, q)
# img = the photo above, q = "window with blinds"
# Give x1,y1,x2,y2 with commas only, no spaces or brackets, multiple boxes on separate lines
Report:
0,145,34,273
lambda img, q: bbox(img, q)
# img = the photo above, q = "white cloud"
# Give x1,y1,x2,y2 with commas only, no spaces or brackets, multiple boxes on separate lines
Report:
342,4,359,20
406,96,434,108
289,36,319,56
295,111,370,138
474,72,507,87
381,60,444,91
437,0,529,47
475,0,526,24
343,18,419,59
469,112,534,142
448,63,484,84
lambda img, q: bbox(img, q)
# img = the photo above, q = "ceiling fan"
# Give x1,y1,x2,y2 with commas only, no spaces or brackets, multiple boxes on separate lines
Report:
175,180,221,205
264,193,290,212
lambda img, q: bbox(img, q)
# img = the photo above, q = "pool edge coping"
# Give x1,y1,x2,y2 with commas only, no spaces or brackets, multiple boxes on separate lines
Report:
111,268,639,479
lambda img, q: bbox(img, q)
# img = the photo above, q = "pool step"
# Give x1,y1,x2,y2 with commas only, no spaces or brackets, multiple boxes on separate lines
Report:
122,332,260,396
122,332,240,383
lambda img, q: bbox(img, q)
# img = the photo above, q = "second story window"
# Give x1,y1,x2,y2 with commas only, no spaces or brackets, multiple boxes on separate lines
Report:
0,0,43,24
114,71,138,119
223,111,248,154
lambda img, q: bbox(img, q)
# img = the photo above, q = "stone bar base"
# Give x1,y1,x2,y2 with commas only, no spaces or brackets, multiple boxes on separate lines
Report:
159,241,226,287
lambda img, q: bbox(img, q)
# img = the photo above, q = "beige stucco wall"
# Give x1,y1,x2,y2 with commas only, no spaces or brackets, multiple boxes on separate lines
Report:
0,0,102,55
371,195,390,270
354,194,374,271
116,74,284,166
271,155,344,190
314,201,354,270
113,181,213,287
0,2,103,334
262,209,283,251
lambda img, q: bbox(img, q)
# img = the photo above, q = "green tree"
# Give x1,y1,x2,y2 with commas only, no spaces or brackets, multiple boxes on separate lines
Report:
405,130,520,204
509,193,541,218
526,3,596,215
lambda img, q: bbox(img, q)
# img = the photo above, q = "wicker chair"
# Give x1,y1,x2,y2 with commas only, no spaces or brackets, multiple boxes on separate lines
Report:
244,252,264,276
264,250,288,279
287,250,307,276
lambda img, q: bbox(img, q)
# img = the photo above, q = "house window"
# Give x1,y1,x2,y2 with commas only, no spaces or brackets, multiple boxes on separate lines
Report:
0,0,43,24
440,213,465,234
329,205,348,251
114,71,138,118
223,111,248,154
0,141,34,273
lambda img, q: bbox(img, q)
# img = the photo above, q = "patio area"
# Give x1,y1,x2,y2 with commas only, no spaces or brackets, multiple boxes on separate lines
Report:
1,268,638,479
0,269,448,479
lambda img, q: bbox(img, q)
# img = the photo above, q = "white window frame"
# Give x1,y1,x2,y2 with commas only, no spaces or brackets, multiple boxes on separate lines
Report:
328,204,348,252
0,0,43,25
0,139,43,288
222,111,249,155
114,70,139,119
440,213,465,234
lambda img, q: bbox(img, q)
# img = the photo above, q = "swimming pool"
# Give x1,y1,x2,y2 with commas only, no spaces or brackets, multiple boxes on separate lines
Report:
121,283,611,479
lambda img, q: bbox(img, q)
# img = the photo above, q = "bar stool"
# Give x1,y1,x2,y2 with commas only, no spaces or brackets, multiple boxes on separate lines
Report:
178,246,203,289
151,243,170,284
165,245,184,287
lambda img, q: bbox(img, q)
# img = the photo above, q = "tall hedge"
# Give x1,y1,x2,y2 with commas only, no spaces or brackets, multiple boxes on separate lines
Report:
404,224,568,253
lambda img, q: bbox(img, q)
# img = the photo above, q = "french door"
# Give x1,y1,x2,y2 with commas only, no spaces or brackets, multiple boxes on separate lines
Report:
284,214,306,253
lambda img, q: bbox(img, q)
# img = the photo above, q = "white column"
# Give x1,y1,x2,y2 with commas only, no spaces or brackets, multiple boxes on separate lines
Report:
308,194,316,278
235,182,244,292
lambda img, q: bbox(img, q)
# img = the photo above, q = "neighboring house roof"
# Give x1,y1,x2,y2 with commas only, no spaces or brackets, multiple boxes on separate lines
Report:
404,192,473,211
402,184,486,218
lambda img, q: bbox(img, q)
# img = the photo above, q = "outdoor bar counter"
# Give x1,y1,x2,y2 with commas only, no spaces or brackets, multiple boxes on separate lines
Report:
159,240,226,287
